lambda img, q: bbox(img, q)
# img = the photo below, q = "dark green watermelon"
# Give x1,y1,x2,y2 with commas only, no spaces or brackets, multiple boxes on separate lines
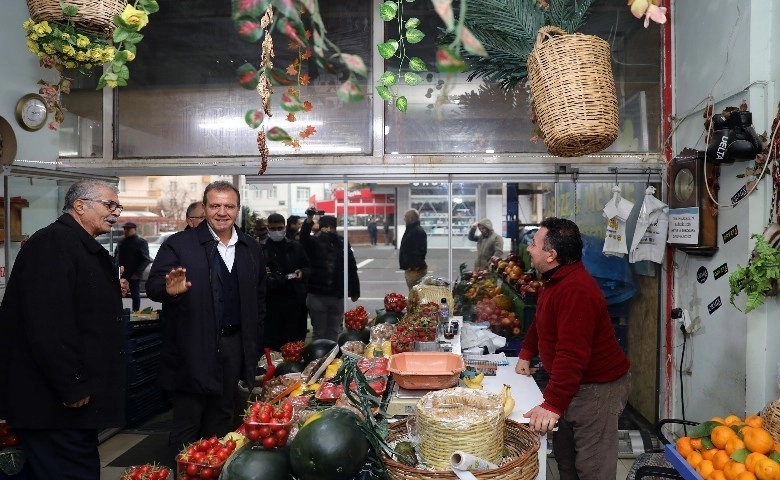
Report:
337,327,370,346
220,444,291,479
373,310,402,325
273,360,305,376
302,339,338,365
289,407,370,480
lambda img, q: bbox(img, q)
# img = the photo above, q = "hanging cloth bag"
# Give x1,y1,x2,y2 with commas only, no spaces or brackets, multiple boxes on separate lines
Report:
629,186,669,264
527,26,619,157
603,185,634,257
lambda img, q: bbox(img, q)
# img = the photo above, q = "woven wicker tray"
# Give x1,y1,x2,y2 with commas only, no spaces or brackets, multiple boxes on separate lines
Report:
384,418,540,480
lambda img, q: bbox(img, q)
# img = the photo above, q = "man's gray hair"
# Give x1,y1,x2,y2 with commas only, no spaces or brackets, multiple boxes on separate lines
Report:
63,180,119,213
404,209,420,223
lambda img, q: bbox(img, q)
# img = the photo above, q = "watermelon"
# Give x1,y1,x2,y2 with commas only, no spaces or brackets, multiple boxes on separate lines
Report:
302,339,338,364
373,310,402,325
220,444,291,479
273,360,305,376
337,327,370,346
289,407,370,480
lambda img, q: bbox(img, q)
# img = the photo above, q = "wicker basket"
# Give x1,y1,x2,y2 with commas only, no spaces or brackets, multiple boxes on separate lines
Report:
527,26,619,157
384,418,539,480
26,0,127,37
409,282,454,313
762,399,780,443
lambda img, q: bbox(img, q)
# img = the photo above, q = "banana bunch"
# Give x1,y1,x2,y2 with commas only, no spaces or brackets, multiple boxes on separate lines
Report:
498,384,515,417
462,372,485,389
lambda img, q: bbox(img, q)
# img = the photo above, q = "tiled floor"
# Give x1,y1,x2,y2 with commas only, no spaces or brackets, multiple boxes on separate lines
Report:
98,431,636,480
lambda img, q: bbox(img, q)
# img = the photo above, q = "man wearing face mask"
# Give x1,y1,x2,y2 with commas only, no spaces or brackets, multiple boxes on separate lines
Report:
300,209,360,341
261,214,311,349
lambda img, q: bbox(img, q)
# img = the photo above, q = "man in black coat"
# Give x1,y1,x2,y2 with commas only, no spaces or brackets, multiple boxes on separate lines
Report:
146,181,265,448
262,213,311,349
0,180,129,480
399,208,428,290
300,212,360,341
115,221,151,311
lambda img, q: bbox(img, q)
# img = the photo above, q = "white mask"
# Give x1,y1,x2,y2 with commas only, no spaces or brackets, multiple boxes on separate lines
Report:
268,230,286,242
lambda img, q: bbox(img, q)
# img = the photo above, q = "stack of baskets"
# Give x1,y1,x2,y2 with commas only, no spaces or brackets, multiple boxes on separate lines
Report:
527,26,619,157
26,0,126,36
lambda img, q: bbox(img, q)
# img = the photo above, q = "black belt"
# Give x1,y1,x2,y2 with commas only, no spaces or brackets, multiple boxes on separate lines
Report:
220,325,241,336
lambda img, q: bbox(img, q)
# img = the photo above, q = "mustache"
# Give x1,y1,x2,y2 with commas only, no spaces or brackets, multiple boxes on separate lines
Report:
106,216,119,225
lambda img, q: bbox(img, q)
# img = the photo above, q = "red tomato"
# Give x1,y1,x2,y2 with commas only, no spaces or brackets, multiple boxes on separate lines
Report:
258,425,271,438
185,463,199,476
246,426,261,441
199,467,215,479
261,436,277,449
225,440,236,451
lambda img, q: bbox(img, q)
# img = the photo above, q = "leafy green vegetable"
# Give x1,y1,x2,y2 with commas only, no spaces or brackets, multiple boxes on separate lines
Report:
729,234,780,313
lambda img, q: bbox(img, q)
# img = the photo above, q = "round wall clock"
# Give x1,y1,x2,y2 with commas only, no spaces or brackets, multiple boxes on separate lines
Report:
673,167,695,205
15,93,48,132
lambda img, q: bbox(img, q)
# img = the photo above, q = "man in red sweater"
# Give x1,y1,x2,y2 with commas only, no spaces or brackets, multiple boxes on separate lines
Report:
516,217,631,480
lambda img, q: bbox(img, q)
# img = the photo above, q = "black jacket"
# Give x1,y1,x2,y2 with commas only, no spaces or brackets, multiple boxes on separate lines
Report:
146,221,266,394
0,214,126,429
399,221,428,270
115,233,151,279
262,237,311,302
300,221,360,298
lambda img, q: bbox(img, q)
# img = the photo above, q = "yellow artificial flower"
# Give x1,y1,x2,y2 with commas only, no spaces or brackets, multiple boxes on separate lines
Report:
75,51,87,62
125,51,136,62
26,39,39,52
76,35,89,48
43,45,56,54
22,19,34,30
120,4,149,30
61,33,70,40
62,45,76,57
106,79,118,88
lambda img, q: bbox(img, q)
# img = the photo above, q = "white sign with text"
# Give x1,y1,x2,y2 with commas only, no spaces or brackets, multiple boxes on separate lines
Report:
668,207,699,245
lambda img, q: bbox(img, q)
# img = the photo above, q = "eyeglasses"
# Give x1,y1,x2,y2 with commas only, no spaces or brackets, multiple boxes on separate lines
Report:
188,215,205,219
82,198,123,213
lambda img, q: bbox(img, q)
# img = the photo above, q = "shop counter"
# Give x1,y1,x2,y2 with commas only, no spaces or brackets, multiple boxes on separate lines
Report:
482,363,547,480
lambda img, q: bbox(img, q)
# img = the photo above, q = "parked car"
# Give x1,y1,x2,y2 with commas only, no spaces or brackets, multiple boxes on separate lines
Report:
139,243,162,296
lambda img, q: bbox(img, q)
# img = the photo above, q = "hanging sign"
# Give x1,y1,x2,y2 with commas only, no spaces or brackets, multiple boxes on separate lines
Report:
668,207,700,245
696,266,708,284
707,296,723,315
722,225,739,244
713,263,728,280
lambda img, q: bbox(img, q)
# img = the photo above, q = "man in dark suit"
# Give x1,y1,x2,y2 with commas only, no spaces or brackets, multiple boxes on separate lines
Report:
115,221,151,311
146,181,266,447
0,180,130,480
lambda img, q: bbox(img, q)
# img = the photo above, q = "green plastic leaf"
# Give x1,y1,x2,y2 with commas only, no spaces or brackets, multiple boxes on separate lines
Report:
275,0,301,23
122,32,144,45
688,421,721,439
341,54,367,77
235,17,264,43
395,96,408,113
278,19,306,48
280,92,304,113
139,0,159,14
405,28,425,44
770,451,780,463
376,85,393,101
405,17,421,29
700,437,715,450
459,26,488,57
267,127,292,142
244,109,264,129
377,40,399,59
435,46,467,74
730,448,749,463
379,1,398,21
408,57,427,72
378,71,397,87
236,63,259,90
337,79,365,103
61,4,79,17
431,0,455,31
403,72,422,86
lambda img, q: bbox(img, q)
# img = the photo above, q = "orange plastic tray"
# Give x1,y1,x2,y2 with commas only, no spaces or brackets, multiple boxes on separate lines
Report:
388,352,465,390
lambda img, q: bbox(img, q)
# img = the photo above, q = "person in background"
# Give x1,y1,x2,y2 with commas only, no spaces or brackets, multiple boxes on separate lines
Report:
367,218,378,246
146,180,266,449
255,217,269,244
399,209,427,290
185,201,205,230
0,180,129,480
515,217,630,480
115,221,151,312
468,218,504,270
300,210,360,341
286,214,302,241
384,217,391,246
262,213,311,349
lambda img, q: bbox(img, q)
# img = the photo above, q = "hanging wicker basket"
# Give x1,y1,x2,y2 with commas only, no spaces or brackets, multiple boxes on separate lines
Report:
762,399,780,443
527,26,619,157
26,0,127,37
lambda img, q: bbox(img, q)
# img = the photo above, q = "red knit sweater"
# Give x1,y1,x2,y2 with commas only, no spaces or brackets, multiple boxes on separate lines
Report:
519,261,630,416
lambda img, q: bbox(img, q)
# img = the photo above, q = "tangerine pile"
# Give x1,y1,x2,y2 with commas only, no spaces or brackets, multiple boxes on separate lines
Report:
675,414,780,480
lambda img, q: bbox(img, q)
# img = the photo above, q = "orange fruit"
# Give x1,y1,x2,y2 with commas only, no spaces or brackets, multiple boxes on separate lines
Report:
711,471,728,480
714,449,733,470
712,416,727,424
692,437,705,451
726,461,748,480
704,448,721,460
713,426,739,449
746,416,765,429
744,428,775,455
727,437,747,456
755,457,780,480
677,436,695,458
688,450,705,469
698,459,716,479
747,453,770,473
737,472,758,480
726,415,745,426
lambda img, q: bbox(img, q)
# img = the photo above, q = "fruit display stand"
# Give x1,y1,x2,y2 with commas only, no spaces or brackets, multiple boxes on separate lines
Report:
664,444,701,479
124,310,168,427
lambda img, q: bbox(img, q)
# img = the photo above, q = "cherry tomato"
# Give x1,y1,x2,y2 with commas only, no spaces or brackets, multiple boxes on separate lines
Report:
185,463,199,476
225,440,236,451
246,426,261,441
258,425,271,438
261,436,277,449
200,467,215,479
